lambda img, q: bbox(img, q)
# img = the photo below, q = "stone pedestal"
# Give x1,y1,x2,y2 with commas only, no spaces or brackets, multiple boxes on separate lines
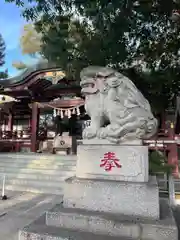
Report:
63,176,159,219
19,141,178,240
76,144,149,182
71,142,158,220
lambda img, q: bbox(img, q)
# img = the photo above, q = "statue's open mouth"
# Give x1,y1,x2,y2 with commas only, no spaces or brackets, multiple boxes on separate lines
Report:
81,83,94,88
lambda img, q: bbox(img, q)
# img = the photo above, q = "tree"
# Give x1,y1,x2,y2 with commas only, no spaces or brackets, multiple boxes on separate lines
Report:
20,23,42,57
0,33,5,67
0,33,8,79
149,150,174,175
12,23,43,71
5,0,180,111
0,69,8,79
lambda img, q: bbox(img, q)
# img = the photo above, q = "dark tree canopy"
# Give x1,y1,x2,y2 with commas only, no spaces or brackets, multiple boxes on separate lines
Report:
4,0,180,111
0,69,8,79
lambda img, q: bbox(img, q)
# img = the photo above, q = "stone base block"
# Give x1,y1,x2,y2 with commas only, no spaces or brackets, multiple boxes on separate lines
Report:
76,144,148,182
63,176,159,220
19,229,122,240
45,199,177,240
19,215,121,240
81,139,143,145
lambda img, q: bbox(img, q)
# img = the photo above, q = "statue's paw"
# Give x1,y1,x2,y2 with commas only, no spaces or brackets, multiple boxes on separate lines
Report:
116,127,128,137
97,128,108,139
83,127,97,139
107,136,120,144
107,125,127,138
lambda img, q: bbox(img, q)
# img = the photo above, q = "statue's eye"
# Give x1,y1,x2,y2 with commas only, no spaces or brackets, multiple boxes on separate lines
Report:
96,74,104,78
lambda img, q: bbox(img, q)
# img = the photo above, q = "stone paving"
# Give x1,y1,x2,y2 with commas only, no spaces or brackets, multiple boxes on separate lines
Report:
0,191,62,240
0,191,180,240
173,206,180,240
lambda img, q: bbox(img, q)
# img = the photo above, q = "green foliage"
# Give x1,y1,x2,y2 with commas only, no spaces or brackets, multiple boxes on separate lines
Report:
5,0,180,110
0,71,8,79
149,150,174,175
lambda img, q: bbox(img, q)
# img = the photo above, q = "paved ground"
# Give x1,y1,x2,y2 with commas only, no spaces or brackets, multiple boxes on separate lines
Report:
0,191,180,240
0,191,62,240
173,206,180,240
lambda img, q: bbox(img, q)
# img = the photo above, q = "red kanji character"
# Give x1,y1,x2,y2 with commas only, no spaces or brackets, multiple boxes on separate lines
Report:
100,152,122,172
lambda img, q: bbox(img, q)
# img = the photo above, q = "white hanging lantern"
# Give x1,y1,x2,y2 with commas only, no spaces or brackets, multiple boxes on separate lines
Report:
64,110,68,116
60,110,63,119
68,109,71,118
72,108,76,114
2,124,5,131
53,109,57,117
76,106,80,115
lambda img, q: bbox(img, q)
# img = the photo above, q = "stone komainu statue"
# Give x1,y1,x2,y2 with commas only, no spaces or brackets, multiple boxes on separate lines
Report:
80,66,158,143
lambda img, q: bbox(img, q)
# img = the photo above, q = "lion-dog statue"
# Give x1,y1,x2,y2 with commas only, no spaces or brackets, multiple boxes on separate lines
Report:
80,66,157,143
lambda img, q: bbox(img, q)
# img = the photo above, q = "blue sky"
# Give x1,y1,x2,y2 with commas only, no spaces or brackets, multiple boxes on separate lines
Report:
0,1,35,76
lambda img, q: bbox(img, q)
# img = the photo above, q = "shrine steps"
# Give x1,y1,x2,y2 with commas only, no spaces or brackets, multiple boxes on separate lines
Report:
4,184,64,195
1,172,74,181
0,165,76,174
0,153,76,194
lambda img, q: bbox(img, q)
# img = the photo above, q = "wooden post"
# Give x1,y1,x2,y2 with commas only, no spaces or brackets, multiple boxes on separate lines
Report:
168,122,179,178
8,111,13,132
161,111,166,130
168,143,179,177
31,102,39,152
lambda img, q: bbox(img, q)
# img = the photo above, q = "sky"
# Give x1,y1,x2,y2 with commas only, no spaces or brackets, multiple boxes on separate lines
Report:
0,1,35,76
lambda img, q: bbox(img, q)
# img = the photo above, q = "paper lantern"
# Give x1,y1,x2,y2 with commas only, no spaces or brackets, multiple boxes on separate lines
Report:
68,109,71,118
72,108,76,114
60,110,63,119
64,110,68,116
76,107,80,115
0,95,18,104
